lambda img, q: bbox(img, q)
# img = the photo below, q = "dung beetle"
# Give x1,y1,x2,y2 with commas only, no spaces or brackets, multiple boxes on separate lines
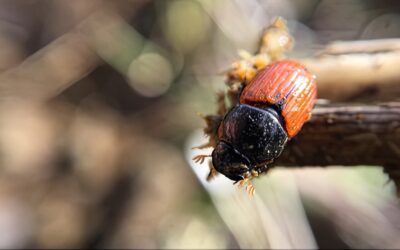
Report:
195,60,317,194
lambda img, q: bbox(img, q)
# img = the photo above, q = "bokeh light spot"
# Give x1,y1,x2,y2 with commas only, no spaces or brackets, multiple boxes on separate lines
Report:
127,52,173,97
163,0,211,53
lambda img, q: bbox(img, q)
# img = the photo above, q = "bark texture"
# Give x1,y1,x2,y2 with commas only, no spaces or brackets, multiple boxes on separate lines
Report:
274,102,400,167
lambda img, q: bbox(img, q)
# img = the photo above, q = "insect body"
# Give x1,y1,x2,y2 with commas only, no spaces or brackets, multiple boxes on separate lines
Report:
211,60,317,192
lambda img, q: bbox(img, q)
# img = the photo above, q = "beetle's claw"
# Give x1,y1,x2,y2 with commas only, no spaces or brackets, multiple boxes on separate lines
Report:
238,179,247,188
245,184,255,196
236,176,256,196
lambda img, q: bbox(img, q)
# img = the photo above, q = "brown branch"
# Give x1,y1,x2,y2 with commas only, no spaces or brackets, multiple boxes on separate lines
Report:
218,21,400,190
274,102,400,167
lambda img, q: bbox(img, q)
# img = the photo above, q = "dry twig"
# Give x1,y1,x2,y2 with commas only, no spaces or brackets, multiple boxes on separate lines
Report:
302,39,400,102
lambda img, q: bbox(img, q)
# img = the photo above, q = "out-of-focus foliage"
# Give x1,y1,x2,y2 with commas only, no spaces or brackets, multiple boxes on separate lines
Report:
0,0,399,249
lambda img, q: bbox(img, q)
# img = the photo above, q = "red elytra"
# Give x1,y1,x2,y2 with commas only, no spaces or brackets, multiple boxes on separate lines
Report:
239,60,317,138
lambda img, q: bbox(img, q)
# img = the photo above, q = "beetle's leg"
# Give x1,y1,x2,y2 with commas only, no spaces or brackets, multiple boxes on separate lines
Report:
216,91,227,116
192,154,211,165
206,161,219,181
194,114,222,150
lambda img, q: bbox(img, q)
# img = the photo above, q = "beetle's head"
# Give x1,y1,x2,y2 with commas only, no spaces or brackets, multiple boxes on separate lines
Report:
211,141,250,181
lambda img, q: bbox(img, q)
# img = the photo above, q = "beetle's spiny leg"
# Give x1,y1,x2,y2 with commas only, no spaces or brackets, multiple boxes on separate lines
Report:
216,91,227,116
192,154,211,164
206,161,218,182
206,168,218,182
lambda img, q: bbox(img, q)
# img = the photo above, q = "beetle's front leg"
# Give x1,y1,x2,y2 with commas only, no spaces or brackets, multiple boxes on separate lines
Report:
206,161,219,181
192,154,211,164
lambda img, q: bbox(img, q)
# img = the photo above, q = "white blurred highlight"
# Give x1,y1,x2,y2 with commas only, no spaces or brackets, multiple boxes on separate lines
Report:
185,129,317,249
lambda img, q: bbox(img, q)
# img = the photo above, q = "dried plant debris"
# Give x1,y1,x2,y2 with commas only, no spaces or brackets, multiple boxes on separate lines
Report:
201,17,294,150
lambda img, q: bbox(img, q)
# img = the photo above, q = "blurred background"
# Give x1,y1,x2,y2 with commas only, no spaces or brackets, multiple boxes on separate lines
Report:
0,0,399,248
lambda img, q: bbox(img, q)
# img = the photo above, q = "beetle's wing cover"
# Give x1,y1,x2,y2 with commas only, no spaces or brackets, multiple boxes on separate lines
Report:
240,60,317,138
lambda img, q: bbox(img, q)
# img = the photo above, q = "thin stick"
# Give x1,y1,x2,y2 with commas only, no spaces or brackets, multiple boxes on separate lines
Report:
316,39,400,55
301,50,400,102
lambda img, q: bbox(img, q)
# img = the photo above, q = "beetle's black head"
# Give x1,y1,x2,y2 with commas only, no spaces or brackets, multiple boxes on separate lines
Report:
212,141,250,181
212,104,289,181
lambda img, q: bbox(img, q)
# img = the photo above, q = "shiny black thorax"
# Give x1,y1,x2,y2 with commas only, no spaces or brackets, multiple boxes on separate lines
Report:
212,104,288,181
